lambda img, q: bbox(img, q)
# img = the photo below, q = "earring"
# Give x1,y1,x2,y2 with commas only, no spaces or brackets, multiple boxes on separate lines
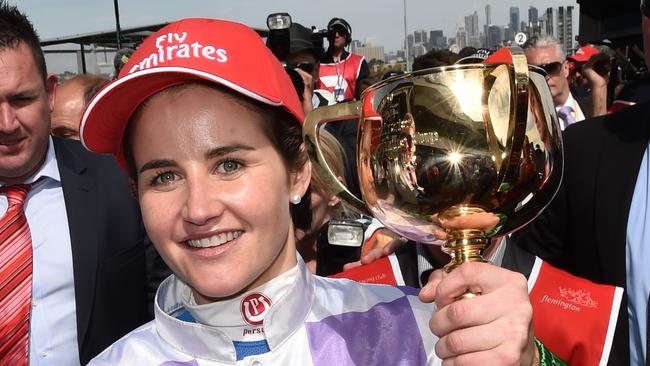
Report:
290,194,302,205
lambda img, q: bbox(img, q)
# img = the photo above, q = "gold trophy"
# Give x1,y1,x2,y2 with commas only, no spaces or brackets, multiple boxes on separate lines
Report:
304,47,562,274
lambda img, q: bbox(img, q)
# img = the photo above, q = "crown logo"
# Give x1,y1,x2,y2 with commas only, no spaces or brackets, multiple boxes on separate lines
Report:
558,287,598,308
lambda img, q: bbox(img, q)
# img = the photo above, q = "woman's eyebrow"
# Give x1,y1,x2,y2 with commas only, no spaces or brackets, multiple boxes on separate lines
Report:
205,144,255,159
139,159,177,174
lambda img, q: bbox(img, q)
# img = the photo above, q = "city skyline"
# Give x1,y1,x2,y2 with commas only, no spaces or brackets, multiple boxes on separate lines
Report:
374,5,576,58
345,4,577,75
16,0,579,73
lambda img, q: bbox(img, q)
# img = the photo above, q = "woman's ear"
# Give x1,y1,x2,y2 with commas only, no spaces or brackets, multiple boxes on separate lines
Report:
289,145,312,199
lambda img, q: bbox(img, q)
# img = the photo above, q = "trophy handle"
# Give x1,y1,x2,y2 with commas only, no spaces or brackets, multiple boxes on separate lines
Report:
499,46,530,190
303,101,371,216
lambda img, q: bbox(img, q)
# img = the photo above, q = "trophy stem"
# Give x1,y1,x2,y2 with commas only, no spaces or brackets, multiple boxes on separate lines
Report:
442,229,489,273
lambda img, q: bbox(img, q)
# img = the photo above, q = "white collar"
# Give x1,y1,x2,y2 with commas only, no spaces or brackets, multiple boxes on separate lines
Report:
154,255,314,362
556,92,576,111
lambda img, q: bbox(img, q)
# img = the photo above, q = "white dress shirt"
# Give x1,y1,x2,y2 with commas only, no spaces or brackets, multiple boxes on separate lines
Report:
0,137,80,365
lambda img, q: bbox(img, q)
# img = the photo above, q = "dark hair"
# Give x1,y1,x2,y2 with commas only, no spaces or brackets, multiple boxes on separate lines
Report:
122,81,312,229
0,1,47,82
458,46,478,59
412,49,460,71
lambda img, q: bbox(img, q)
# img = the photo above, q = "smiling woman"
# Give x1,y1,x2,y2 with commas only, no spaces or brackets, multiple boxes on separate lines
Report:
127,83,304,303
78,18,446,365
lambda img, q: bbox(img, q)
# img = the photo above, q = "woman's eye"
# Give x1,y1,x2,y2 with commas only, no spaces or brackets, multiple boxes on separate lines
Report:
219,160,241,173
154,172,177,185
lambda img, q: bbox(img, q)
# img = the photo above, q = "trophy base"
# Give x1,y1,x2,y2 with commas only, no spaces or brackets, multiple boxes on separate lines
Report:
441,225,490,300
442,226,490,271
439,206,492,274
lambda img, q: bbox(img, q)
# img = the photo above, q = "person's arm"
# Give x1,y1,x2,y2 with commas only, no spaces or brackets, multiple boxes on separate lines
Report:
581,54,611,117
581,66,608,117
342,227,407,271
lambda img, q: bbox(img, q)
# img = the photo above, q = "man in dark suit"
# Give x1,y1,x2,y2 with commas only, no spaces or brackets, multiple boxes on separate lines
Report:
0,2,162,364
513,9,650,365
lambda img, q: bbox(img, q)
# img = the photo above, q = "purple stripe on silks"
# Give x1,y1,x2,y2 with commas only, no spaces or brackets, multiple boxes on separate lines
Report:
158,360,199,366
305,296,427,366
398,285,420,297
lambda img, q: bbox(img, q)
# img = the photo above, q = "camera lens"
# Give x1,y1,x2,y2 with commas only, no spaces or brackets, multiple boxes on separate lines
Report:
297,63,314,73
286,63,314,74
593,60,611,76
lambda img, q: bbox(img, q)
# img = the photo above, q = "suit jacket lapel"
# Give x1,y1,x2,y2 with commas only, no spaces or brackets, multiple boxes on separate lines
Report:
594,104,650,287
53,138,98,349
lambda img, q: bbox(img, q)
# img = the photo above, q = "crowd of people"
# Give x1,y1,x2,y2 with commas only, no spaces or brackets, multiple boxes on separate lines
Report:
2,0,650,364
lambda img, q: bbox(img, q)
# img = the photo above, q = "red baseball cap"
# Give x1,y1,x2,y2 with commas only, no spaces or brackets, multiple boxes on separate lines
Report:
568,45,600,62
80,18,304,166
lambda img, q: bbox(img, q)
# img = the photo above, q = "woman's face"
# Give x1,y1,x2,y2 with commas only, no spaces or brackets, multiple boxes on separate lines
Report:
130,84,309,303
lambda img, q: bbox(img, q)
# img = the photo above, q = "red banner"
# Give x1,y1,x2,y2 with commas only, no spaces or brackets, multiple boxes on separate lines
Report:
528,258,623,366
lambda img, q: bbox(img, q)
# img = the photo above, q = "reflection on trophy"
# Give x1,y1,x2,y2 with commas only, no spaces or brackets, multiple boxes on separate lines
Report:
304,47,562,274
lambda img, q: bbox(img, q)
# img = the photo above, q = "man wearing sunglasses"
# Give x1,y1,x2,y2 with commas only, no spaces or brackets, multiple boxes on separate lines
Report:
525,35,585,129
317,17,369,103
513,2,650,364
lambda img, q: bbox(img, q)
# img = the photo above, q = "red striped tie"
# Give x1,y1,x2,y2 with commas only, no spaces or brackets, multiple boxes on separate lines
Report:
0,184,32,366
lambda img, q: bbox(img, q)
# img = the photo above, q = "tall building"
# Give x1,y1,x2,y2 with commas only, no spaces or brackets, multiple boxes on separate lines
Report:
509,7,520,33
429,30,446,49
407,34,414,50
465,11,480,48
504,25,514,43
484,4,492,44
465,11,479,38
414,29,428,44
543,6,574,54
429,30,442,41
529,19,546,39
557,6,574,54
486,25,503,50
484,4,492,38
529,6,538,23
544,8,557,38
485,4,492,26
456,27,468,49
